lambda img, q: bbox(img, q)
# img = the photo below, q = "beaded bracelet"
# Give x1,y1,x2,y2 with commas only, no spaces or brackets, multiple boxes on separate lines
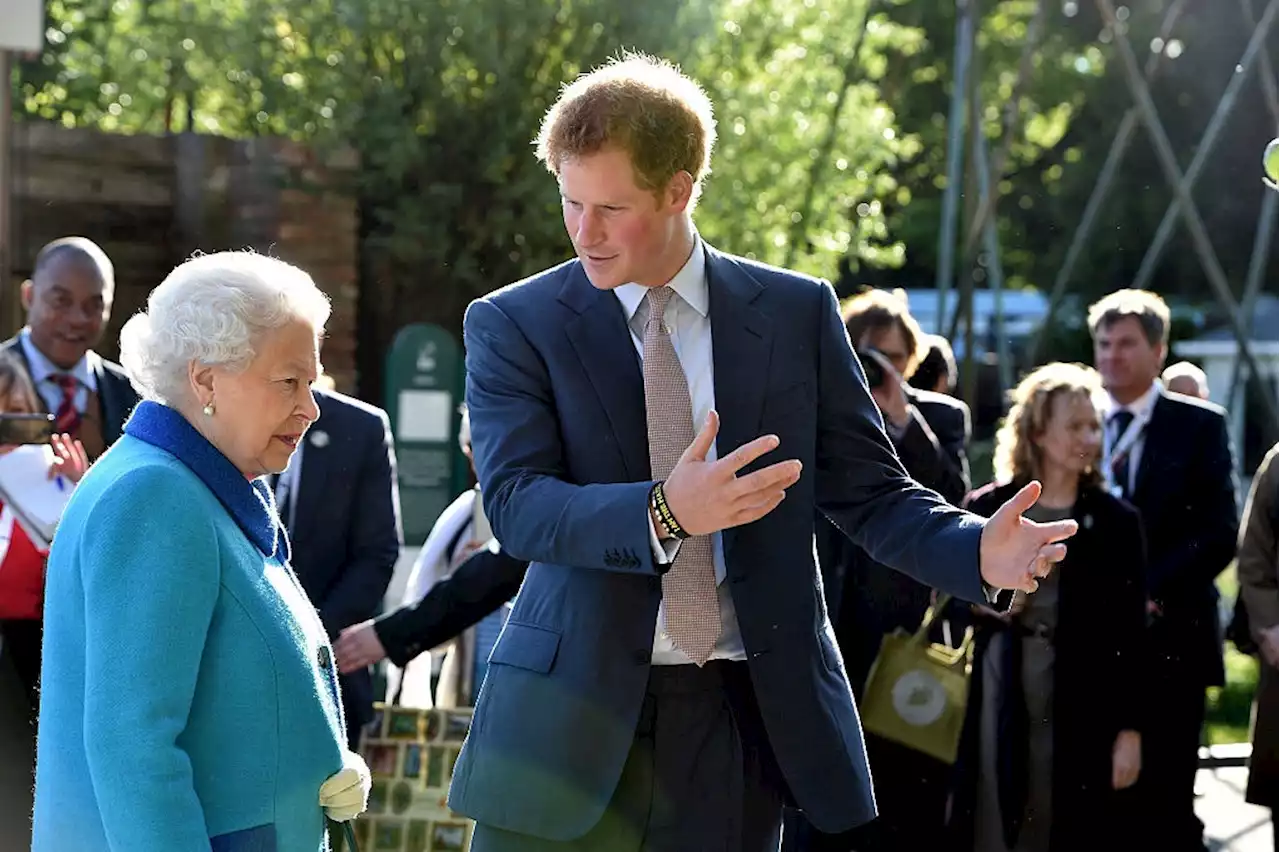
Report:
650,482,691,540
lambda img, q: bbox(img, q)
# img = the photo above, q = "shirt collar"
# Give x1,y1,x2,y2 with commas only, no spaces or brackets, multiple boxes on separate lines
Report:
124,400,289,561
19,328,97,391
1106,380,1160,420
614,239,709,322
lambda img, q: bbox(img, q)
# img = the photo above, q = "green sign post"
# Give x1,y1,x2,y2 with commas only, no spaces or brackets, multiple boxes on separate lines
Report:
384,323,467,547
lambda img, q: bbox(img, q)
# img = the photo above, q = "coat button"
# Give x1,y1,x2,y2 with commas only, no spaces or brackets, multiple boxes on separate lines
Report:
632,649,650,665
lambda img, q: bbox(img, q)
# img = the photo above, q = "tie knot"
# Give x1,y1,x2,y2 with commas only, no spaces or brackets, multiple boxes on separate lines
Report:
53,374,78,395
645,286,675,331
1111,409,1134,431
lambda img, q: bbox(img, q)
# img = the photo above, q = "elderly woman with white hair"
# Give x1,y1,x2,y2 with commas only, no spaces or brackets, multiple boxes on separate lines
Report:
32,252,369,852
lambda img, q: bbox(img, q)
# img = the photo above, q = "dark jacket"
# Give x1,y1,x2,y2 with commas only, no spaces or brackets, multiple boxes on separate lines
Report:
819,387,972,697
287,389,402,740
375,544,528,668
0,336,138,449
950,481,1147,852
452,246,989,839
1129,387,1238,686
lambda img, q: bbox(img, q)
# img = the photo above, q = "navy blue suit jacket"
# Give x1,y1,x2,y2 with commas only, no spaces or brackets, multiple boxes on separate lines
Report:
288,389,402,739
449,246,987,839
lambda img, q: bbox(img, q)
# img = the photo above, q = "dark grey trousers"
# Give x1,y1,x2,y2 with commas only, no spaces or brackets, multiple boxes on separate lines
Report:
471,660,788,852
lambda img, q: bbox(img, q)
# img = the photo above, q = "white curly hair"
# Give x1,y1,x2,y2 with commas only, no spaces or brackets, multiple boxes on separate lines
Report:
119,251,332,404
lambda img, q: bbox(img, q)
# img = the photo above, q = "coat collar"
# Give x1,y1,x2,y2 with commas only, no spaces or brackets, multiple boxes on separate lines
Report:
124,400,289,561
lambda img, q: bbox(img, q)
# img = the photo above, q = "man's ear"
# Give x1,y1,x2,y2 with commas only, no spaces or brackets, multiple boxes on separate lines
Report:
665,171,695,213
20,280,34,312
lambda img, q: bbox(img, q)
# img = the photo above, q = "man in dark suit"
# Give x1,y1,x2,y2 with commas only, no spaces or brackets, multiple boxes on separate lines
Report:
275,383,402,751
1089,289,1238,852
451,54,1077,852
0,236,138,852
793,291,971,851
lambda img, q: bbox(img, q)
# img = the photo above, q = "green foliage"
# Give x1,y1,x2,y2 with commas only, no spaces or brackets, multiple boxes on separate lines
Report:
12,0,1278,375
688,0,920,277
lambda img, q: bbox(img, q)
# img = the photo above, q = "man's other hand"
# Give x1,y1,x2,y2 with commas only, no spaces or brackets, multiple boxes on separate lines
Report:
978,481,1078,594
662,410,802,537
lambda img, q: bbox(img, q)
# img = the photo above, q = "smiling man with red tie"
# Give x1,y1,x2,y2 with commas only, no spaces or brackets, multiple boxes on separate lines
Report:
2,237,139,461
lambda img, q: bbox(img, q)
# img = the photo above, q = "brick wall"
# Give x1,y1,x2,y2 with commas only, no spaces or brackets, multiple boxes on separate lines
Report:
10,123,360,394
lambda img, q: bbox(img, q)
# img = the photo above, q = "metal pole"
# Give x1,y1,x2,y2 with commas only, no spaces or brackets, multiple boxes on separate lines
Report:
1224,189,1277,411
1096,0,1279,430
1027,0,1189,365
1130,0,1278,291
960,0,1049,263
1218,0,1280,411
0,50,11,336
935,0,975,334
970,82,1012,399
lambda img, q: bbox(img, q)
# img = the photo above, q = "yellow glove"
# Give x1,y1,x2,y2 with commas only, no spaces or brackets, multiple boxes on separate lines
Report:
318,750,371,822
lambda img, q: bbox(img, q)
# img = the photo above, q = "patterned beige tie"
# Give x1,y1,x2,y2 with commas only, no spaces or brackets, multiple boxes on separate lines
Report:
643,286,720,665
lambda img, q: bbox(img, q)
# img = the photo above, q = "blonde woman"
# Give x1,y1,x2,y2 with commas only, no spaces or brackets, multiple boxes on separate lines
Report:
949,363,1147,852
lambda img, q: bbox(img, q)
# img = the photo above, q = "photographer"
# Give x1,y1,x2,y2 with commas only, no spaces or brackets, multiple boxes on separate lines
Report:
799,288,971,852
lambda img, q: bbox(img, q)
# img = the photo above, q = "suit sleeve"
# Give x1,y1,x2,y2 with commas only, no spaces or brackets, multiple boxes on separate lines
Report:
1148,411,1239,602
464,298,660,574
375,545,529,667
79,468,220,851
317,409,403,636
1238,446,1279,634
812,283,987,604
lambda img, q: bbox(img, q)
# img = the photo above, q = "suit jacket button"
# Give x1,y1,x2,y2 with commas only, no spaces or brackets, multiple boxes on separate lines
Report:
632,649,650,665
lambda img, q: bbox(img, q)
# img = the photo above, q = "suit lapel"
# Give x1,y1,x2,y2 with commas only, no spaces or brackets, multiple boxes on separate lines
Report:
705,248,773,558
1131,389,1172,505
561,263,650,481
1,337,50,416
291,401,333,543
89,355,122,444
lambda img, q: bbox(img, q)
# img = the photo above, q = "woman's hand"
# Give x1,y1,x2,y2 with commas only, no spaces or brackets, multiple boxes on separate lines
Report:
48,434,90,484
1112,729,1141,790
319,750,371,822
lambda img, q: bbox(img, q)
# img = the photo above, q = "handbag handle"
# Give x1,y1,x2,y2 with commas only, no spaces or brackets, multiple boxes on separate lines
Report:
912,593,952,643
912,594,975,668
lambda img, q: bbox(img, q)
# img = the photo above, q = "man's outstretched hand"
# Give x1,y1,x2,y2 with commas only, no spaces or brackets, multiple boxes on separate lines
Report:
978,481,1079,593
661,411,803,537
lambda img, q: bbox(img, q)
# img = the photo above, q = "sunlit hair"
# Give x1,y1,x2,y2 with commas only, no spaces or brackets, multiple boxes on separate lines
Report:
840,288,926,379
0,352,40,415
119,251,331,405
535,52,717,208
1087,288,1170,346
993,362,1104,489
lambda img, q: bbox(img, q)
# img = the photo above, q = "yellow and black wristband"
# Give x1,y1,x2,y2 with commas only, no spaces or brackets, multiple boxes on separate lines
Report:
650,481,691,540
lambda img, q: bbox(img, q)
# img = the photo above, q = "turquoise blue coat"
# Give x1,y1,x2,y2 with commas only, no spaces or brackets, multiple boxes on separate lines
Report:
33,401,347,852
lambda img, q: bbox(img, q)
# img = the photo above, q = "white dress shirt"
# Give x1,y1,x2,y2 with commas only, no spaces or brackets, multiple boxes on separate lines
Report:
20,329,98,415
613,241,746,665
1103,380,1160,496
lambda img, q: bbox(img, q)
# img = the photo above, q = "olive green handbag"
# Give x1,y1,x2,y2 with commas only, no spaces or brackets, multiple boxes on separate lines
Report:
859,594,974,765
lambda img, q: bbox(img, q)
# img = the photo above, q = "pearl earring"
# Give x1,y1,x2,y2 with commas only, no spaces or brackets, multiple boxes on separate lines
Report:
203,401,215,417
